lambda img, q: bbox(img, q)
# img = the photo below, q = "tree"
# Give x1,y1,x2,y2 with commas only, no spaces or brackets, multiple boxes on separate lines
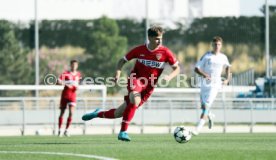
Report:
80,17,127,80
184,17,265,44
0,20,33,85
116,19,145,49
260,5,276,16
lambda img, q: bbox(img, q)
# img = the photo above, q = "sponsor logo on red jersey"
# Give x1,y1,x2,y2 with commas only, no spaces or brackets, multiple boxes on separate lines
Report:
137,59,165,69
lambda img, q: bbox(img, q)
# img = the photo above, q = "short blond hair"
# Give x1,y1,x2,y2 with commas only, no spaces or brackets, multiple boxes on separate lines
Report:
212,36,223,43
70,59,78,65
148,25,164,37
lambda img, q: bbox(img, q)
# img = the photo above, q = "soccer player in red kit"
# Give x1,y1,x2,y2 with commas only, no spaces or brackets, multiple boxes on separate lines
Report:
82,25,180,141
57,60,81,137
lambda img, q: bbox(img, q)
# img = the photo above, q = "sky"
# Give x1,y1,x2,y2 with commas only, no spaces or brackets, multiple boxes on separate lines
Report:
0,0,275,21
240,0,276,16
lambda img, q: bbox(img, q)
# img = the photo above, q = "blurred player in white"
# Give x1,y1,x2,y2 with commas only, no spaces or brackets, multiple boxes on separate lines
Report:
192,36,231,135
57,60,81,137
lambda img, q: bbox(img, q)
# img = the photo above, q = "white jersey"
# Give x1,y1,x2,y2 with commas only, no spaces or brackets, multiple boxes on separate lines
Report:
196,51,231,89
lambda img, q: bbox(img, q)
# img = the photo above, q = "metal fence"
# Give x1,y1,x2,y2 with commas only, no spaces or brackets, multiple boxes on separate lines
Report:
231,69,255,86
0,96,275,136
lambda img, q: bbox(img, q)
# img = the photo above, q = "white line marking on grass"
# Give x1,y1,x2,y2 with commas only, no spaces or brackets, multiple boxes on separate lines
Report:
0,151,119,160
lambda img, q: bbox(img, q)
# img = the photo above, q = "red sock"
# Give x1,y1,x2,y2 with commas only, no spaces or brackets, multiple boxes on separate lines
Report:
121,103,137,132
66,116,72,129
58,116,63,129
98,109,116,119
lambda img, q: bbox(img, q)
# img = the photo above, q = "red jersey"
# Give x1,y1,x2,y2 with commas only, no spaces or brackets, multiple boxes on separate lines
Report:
124,44,178,83
59,71,82,100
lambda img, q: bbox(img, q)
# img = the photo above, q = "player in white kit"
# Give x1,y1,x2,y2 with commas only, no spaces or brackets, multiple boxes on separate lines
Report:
192,36,231,135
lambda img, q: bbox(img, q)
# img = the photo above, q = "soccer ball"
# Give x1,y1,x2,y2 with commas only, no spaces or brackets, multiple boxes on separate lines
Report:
173,126,192,143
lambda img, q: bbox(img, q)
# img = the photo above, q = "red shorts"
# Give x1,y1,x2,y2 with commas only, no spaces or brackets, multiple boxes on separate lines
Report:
60,97,76,109
124,78,154,107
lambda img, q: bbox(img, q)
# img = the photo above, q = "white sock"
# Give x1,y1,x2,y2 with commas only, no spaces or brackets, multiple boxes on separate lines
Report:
196,119,206,133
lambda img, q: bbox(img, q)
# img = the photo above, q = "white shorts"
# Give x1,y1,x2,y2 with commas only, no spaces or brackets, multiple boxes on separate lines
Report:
200,87,219,108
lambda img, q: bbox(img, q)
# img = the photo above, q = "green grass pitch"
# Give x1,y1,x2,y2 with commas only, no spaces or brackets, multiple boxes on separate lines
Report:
0,133,275,160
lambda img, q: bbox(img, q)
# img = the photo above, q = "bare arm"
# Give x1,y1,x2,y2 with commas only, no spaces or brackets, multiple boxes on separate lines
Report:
194,67,211,80
164,64,180,81
56,79,63,85
114,58,127,83
223,66,231,85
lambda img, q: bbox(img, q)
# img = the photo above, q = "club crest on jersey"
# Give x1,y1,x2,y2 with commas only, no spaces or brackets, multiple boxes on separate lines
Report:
156,53,162,60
